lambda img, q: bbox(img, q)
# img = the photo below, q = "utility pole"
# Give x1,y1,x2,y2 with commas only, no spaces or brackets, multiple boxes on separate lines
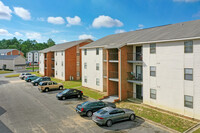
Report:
32,52,34,72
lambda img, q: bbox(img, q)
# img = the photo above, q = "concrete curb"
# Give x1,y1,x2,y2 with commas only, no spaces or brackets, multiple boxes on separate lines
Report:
183,122,200,133
137,116,180,133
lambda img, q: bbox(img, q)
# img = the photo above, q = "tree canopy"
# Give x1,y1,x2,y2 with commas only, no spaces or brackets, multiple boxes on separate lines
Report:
0,38,55,57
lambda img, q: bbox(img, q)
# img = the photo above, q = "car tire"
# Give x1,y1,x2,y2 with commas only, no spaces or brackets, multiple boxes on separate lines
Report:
28,79,31,82
106,120,112,127
129,114,136,121
45,88,49,92
62,97,66,100
59,86,63,90
77,95,81,98
86,111,93,117
35,83,38,86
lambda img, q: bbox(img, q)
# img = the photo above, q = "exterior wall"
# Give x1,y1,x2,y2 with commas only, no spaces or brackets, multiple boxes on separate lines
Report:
55,51,65,80
82,48,103,91
39,53,44,75
143,39,200,120
7,50,24,56
0,59,14,70
45,52,54,77
13,56,26,70
27,52,39,63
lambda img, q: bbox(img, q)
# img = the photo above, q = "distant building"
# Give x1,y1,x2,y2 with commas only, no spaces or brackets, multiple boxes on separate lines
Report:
0,49,24,56
0,55,26,70
27,50,39,63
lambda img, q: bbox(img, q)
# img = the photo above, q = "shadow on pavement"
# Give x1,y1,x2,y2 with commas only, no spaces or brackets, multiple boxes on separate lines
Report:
0,80,10,85
0,106,13,133
45,89,63,94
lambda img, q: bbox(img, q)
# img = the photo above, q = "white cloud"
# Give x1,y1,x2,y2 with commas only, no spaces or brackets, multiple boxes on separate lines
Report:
138,24,144,29
115,29,126,34
0,1,12,20
0,29,12,36
66,16,81,27
173,0,200,2
26,32,41,39
78,34,95,40
51,30,60,33
60,40,68,43
47,17,65,24
37,17,45,21
14,32,23,37
14,7,31,20
92,15,123,28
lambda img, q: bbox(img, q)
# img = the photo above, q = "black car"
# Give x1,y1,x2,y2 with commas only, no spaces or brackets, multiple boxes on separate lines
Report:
76,101,116,117
56,89,83,100
31,77,51,86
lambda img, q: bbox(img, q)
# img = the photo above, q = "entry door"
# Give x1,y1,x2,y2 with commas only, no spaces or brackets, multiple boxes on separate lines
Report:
136,65,142,80
136,46,142,60
136,85,143,100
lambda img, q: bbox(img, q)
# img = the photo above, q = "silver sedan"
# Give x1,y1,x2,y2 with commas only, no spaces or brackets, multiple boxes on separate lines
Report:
92,107,136,127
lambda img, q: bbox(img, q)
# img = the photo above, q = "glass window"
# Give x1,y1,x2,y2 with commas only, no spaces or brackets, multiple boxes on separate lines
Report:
96,48,99,55
77,62,80,66
184,41,193,53
53,82,57,85
96,63,99,70
150,66,156,76
49,82,53,85
84,76,87,83
96,78,100,86
61,61,63,66
84,62,87,69
84,49,87,55
77,72,80,77
150,89,156,99
184,95,193,108
184,68,193,80
150,43,156,54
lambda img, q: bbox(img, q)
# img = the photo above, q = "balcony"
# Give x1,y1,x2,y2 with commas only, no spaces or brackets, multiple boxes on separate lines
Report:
103,70,107,78
51,58,54,61
109,71,119,82
127,53,143,64
127,72,143,84
103,54,107,62
109,53,118,63
45,58,47,60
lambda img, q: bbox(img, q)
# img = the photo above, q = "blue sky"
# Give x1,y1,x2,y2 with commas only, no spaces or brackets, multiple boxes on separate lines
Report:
0,0,200,44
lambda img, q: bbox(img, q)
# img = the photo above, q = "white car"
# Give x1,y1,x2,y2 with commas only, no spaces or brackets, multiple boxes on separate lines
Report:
19,73,32,80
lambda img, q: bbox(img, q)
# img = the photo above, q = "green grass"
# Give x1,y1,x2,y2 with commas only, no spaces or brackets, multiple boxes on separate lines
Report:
0,70,12,74
193,128,200,133
30,72,104,99
116,101,197,132
5,74,20,78
26,67,39,70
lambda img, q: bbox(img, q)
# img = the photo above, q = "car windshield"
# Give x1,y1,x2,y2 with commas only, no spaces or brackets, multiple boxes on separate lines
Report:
97,109,108,114
35,78,41,81
61,89,70,94
81,101,89,106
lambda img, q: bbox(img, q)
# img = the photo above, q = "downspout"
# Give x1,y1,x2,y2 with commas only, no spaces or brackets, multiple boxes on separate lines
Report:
119,48,122,101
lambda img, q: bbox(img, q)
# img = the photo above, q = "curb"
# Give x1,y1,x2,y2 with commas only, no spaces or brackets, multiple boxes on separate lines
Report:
183,122,200,133
137,116,180,133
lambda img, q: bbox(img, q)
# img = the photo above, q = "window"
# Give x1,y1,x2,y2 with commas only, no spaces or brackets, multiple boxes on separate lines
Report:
96,63,99,70
56,71,57,75
84,49,87,55
184,68,193,80
184,95,193,108
61,52,63,56
77,72,80,77
184,41,193,53
96,48,99,55
61,61,63,66
150,89,156,99
84,76,87,83
150,66,156,76
150,43,156,54
96,78,100,86
84,62,87,69
77,62,80,66
56,62,57,66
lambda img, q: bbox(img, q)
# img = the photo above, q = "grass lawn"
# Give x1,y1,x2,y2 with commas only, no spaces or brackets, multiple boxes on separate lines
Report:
31,72,104,99
193,128,200,133
116,101,198,133
26,67,39,70
0,70,12,74
5,74,20,78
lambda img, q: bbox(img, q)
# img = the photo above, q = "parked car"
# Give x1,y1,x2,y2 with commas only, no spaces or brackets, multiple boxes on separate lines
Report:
25,75,39,82
19,73,32,80
92,107,136,127
38,81,63,92
31,77,51,86
56,89,83,100
76,101,116,117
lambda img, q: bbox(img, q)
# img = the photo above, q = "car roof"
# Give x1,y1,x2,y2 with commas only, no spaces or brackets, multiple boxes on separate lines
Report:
101,107,115,112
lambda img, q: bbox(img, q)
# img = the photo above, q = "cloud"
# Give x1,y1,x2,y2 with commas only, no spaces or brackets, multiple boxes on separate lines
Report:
66,16,81,27
51,30,60,33
47,17,65,24
14,7,31,20
37,17,45,21
115,29,126,34
14,32,23,37
0,29,12,36
173,0,200,2
26,32,41,39
79,34,95,40
92,15,123,28
138,24,144,29
0,1,12,20
60,40,68,43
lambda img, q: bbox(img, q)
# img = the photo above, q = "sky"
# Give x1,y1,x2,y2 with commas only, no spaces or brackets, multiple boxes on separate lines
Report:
0,0,200,44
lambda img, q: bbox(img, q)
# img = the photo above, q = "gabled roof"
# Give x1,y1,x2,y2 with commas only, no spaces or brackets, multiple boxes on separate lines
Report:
0,55,20,60
39,39,93,53
0,49,16,54
81,19,200,49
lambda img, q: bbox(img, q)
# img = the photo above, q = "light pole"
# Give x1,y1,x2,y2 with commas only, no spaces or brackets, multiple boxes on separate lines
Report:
32,52,34,72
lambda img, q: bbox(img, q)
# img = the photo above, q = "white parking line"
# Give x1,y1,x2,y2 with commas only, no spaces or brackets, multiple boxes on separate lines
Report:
10,80,25,83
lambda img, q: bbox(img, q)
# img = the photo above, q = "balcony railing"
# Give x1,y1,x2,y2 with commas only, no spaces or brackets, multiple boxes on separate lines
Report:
109,53,118,60
103,70,107,77
103,53,107,61
109,71,118,79
127,72,143,81
127,53,143,61
51,58,54,61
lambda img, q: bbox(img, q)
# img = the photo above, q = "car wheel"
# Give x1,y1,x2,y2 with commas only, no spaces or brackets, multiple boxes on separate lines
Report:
86,111,93,117
106,120,112,127
28,79,31,82
62,97,66,100
129,114,136,121
77,95,81,98
35,83,38,86
59,86,63,90
45,88,49,92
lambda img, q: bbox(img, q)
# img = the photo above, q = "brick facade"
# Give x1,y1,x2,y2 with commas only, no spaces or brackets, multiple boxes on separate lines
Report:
6,50,24,56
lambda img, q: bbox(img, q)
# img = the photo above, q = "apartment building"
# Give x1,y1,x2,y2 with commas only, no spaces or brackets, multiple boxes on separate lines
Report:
27,50,39,63
81,19,200,120
0,49,24,56
39,39,93,81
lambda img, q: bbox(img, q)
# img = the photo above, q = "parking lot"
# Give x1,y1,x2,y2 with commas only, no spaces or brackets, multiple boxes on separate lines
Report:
0,73,169,133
